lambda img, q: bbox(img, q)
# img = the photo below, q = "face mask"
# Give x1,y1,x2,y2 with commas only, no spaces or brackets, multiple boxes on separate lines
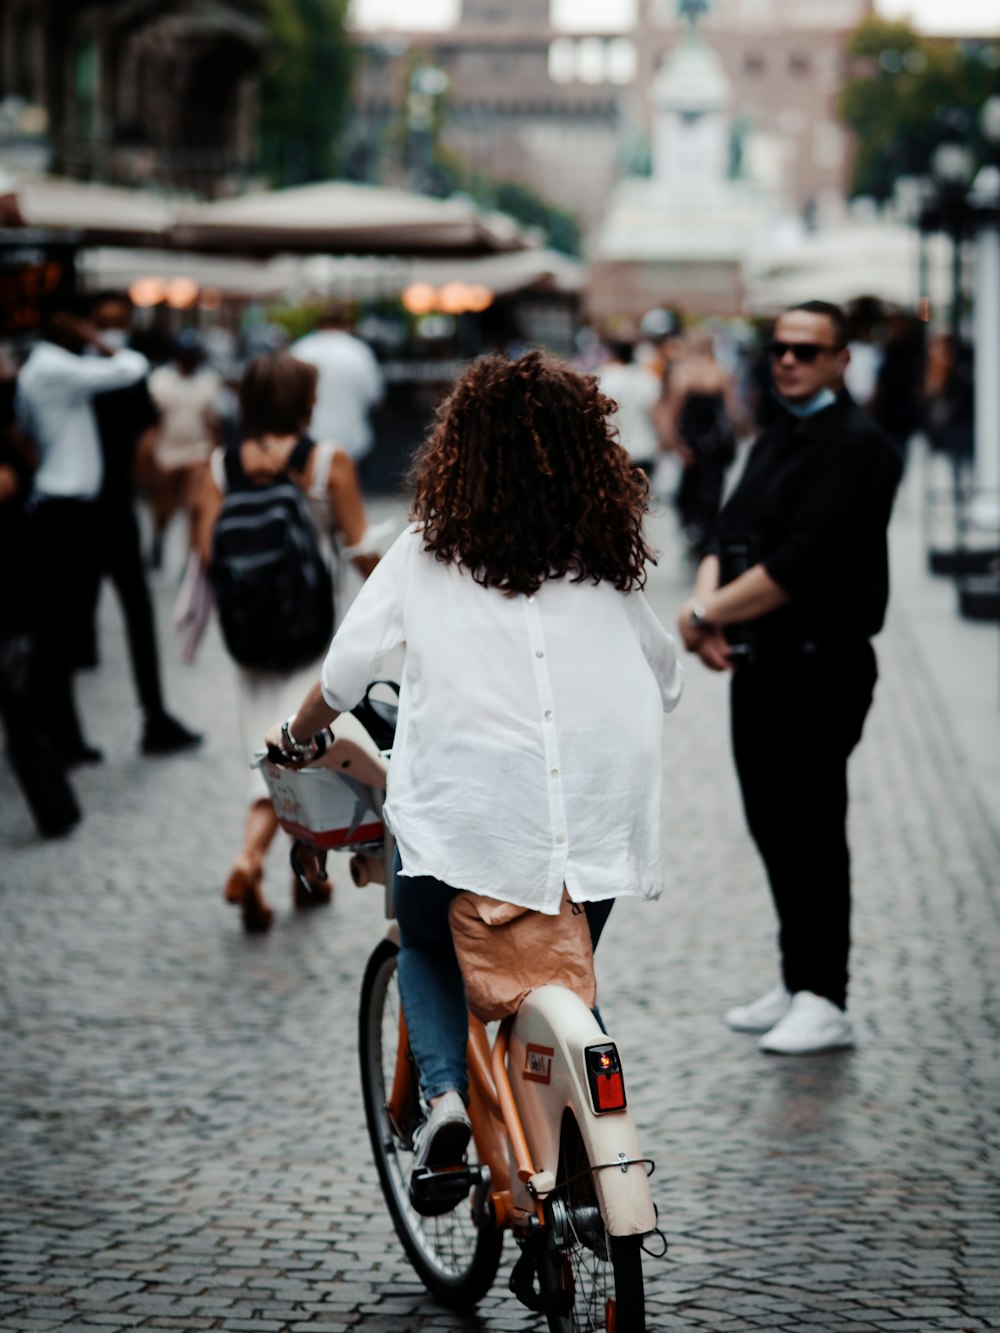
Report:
100,329,129,351
775,387,837,419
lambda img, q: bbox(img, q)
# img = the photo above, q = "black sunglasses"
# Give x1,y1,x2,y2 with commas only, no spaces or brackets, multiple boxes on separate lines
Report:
767,340,839,364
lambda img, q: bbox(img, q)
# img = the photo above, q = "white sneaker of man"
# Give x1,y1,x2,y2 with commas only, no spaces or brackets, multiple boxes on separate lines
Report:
758,991,855,1055
725,984,791,1033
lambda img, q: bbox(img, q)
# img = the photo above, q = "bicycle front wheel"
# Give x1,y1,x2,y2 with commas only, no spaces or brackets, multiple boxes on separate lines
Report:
358,937,503,1308
539,1113,646,1333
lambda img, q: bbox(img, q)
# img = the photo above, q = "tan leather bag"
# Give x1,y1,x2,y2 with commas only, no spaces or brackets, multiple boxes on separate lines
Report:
448,889,597,1023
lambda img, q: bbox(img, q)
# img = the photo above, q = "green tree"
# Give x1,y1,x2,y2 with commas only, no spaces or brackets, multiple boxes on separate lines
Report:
838,17,1000,199
258,0,356,185
428,152,582,257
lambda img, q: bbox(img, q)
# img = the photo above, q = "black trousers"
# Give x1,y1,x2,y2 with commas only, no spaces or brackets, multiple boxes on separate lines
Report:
730,642,877,1009
26,497,101,751
0,654,80,834
90,501,165,721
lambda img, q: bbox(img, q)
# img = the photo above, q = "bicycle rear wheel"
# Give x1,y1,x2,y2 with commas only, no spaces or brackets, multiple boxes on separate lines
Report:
358,937,504,1308
539,1113,646,1333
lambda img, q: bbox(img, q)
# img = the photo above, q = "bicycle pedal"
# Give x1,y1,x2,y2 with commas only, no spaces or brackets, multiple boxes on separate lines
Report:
408,1163,479,1217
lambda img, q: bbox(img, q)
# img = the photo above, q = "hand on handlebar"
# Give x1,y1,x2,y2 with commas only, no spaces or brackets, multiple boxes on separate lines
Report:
263,719,333,768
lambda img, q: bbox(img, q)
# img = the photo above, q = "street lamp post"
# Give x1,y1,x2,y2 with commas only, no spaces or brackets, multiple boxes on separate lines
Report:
958,95,1000,625
920,123,985,578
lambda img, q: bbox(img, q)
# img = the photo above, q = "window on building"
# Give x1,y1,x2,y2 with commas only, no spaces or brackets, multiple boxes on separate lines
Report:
576,37,605,84
789,51,810,76
744,52,765,77
549,37,576,84
607,38,637,85
74,34,99,140
16,13,35,100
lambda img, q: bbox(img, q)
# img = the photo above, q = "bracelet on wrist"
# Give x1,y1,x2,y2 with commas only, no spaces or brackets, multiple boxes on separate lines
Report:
282,717,309,754
689,600,712,632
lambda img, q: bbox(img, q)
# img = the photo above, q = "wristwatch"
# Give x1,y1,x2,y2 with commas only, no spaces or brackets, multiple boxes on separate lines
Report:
689,600,711,632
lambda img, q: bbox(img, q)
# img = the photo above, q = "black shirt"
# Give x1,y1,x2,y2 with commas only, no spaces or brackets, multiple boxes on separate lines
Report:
713,394,901,655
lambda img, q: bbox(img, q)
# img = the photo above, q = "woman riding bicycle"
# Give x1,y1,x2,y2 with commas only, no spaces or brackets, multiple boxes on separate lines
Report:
267,349,681,1171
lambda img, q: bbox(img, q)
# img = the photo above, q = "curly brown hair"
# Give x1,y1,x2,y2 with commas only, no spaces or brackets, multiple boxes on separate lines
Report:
409,349,655,596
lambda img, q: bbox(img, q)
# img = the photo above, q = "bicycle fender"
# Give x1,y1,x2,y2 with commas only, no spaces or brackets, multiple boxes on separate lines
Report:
507,985,656,1237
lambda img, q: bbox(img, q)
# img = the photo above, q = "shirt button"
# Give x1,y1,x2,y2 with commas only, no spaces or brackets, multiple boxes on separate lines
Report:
550,768,559,778
535,650,544,658
555,834,566,845
544,710,553,720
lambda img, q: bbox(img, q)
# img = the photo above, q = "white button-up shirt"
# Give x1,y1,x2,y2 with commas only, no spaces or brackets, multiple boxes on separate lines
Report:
16,341,149,500
321,526,682,914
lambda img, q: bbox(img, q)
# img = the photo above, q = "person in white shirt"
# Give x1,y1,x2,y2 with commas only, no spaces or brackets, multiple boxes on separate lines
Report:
16,306,149,764
597,336,661,473
291,306,383,473
267,350,681,1167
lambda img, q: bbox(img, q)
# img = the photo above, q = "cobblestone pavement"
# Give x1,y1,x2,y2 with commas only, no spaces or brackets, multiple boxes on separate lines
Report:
2,496,998,1333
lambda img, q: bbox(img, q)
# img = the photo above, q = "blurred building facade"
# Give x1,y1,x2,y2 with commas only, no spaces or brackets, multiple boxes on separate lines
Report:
349,0,874,240
0,0,266,196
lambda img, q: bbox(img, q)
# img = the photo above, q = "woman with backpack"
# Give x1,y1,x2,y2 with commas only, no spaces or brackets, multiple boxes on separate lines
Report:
197,352,380,932
266,349,681,1165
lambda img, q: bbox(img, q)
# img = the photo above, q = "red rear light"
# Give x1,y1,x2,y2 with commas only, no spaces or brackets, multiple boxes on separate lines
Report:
585,1043,627,1113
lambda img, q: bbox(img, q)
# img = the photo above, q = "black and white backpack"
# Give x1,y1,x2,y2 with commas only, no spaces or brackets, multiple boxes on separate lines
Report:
209,435,334,672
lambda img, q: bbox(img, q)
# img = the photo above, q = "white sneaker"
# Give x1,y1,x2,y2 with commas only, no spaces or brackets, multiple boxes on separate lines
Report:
725,984,791,1033
758,991,854,1055
412,1092,472,1171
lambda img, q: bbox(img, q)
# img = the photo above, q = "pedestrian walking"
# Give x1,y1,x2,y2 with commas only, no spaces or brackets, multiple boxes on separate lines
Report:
654,331,739,559
88,293,203,756
291,304,383,483
14,303,151,765
870,310,925,467
0,402,81,835
145,329,222,564
196,352,380,933
265,349,681,1160
597,335,661,475
677,300,902,1055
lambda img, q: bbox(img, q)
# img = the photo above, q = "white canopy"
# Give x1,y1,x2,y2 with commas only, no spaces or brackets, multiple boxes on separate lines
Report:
170,182,528,256
746,221,955,314
13,174,530,257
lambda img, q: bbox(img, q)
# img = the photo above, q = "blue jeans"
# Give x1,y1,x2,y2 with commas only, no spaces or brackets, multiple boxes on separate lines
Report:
394,858,467,1102
392,851,614,1104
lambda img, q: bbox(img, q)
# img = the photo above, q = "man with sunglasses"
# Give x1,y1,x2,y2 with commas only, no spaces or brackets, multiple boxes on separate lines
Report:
678,300,901,1056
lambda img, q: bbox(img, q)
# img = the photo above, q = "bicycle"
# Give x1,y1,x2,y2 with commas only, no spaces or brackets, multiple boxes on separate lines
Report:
260,684,664,1332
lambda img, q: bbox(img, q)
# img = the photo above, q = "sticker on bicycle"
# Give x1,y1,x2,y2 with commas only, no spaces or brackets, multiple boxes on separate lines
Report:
523,1043,555,1084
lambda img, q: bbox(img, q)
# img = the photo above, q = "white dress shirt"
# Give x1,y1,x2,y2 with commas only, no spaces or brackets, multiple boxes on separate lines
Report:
291,330,383,461
15,341,149,500
321,526,682,913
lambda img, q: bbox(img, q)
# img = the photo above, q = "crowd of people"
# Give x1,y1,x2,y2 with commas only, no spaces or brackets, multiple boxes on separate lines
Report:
2,283,950,1065
0,293,384,867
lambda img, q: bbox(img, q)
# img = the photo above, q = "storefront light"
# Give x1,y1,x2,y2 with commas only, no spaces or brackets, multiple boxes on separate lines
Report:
129,276,166,308
402,282,437,315
464,284,494,313
437,281,470,315
166,277,199,309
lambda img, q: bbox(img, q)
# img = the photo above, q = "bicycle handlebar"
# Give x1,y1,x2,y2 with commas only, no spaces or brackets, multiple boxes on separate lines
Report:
254,726,334,769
